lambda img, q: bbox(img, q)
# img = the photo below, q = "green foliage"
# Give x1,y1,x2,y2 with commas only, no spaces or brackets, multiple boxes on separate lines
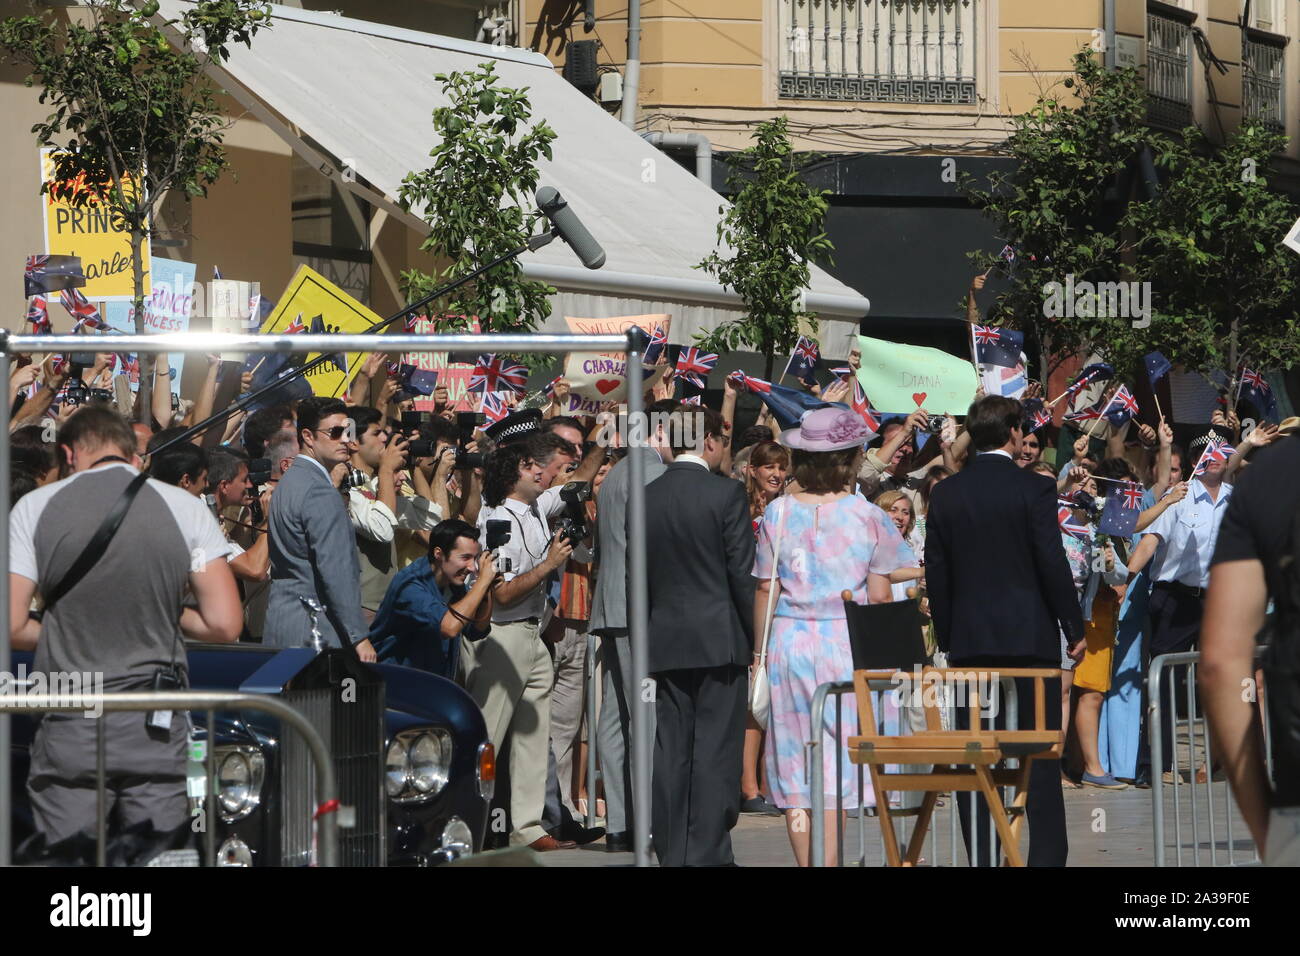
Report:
962,50,1151,377
397,62,557,336
696,116,833,378
0,0,271,321
1126,121,1300,374
964,48,1300,381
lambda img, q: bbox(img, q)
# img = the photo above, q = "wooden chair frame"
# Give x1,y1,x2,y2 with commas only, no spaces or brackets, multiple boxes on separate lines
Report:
847,667,1063,867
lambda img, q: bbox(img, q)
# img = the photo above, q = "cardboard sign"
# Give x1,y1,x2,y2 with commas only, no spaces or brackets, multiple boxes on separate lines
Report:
41,148,149,301
856,334,979,416
404,314,482,412
259,266,382,398
103,257,195,396
562,314,670,402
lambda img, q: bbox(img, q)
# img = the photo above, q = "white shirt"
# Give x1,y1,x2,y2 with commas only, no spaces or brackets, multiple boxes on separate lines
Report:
674,453,710,470
296,453,331,479
979,449,1014,461
1144,477,1234,589
478,486,567,622
347,471,443,543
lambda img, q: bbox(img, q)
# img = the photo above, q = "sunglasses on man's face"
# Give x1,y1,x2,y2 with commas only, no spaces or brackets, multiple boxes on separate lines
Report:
316,425,353,441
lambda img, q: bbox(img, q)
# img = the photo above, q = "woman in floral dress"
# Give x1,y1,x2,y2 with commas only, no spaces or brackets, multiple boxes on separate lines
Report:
753,408,913,867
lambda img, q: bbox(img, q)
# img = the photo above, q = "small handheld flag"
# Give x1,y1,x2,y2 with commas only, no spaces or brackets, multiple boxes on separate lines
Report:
675,347,718,389
1098,482,1144,538
395,363,438,397
59,288,106,332
24,254,86,297
481,392,510,423
1238,366,1278,421
470,354,528,395
1192,436,1234,476
1103,385,1140,427
785,335,820,386
1057,504,1092,541
971,325,1024,369
26,295,51,335
729,371,840,431
1144,351,1172,389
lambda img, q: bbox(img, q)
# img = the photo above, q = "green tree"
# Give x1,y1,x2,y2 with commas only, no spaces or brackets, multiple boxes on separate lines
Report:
1125,120,1300,376
1,0,271,324
696,116,833,380
961,50,1152,380
398,62,557,336
1,0,270,420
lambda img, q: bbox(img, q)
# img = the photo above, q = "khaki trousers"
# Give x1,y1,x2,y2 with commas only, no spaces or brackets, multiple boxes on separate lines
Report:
463,619,553,846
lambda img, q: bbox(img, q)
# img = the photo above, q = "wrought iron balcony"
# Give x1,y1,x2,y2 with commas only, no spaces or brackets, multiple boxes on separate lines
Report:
1242,32,1286,132
778,0,977,105
1146,5,1195,130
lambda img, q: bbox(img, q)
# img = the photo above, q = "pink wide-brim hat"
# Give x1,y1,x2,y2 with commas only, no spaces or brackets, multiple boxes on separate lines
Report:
779,406,875,452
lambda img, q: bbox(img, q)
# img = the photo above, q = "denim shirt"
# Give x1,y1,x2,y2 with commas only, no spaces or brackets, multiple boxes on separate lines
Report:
368,559,489,680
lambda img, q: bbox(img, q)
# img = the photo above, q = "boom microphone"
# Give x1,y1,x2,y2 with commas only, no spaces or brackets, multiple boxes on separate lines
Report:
536,186,606,269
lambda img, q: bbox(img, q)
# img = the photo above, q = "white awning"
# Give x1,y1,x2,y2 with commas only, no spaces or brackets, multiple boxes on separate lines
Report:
157,2,868,358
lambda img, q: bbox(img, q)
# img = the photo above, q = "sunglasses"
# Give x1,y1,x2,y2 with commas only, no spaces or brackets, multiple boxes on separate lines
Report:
315,425,353,441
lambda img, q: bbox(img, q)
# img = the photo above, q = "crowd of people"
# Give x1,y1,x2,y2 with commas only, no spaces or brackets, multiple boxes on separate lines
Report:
5,334,1295,867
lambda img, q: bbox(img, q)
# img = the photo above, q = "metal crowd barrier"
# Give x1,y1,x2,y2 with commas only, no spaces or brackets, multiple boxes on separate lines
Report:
0,330,654,866
1149,649,1269,867
808,673,1027,867
0,689,337,866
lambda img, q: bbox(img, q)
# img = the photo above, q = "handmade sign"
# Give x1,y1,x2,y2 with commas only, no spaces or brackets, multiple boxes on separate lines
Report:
856,334,978,415
562,314,671,403
103,257,195,396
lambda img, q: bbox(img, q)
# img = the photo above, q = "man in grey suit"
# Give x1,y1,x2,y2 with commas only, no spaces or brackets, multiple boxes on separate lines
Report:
589,398,679,852
264,397,376,660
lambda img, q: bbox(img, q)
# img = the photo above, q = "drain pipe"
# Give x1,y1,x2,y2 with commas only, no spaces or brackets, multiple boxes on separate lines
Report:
642,131,713,189
621,0,641,128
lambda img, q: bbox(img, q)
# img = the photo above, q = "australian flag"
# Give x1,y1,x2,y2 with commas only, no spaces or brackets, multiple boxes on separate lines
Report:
1099,482,1145,537
1103,384,1140,427
728,371,839,431
1023,397,1052,434
1144,351,1172,389
25,254,85,297
1238,366,1278,421
972,324,1023,369
1063,362,1114,399
633,323,668,365
245,351,313,412
395,363,438,397
785,335,820,386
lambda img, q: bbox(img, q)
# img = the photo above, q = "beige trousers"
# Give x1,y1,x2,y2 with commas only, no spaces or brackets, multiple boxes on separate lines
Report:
462,619,553,846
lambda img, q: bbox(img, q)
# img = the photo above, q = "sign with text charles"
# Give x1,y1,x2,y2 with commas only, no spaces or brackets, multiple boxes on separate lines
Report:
40,147,150,301
562,314,670,415
104,257,195,397
856,334,978,416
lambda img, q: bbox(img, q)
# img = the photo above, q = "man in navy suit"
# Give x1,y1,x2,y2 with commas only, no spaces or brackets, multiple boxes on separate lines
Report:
644,404,755,866
925,395,1083,866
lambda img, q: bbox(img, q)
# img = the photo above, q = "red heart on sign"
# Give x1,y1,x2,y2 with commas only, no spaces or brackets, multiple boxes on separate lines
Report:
912,392,927,406
595,379,621,395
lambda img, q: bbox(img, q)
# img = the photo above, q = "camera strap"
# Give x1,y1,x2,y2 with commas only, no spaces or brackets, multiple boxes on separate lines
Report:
37,470,150,621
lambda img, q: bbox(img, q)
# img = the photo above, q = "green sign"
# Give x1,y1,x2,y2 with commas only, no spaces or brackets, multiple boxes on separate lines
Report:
856,334,978,415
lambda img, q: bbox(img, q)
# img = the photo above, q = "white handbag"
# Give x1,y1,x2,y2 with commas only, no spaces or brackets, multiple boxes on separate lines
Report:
750,498,788,730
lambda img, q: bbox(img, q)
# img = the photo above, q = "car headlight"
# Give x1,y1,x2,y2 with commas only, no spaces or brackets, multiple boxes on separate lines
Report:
385,738,411,798
217,836,253,867
409,730,452,796
214,746,265,822
388,729,454,802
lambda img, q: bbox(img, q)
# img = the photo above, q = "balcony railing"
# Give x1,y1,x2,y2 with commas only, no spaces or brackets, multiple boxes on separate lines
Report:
1146,7,1194,129
778,0,977,105
1243,33,1285,131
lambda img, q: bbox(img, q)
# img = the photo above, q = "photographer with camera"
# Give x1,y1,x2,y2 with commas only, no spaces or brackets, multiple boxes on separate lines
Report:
344,407,444,625
856,408,939,508
9,405,241,850
464,437,588,851
206,447,273,585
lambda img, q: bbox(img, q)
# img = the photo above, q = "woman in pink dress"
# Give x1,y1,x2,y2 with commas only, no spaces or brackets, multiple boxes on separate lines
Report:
753,407,913,867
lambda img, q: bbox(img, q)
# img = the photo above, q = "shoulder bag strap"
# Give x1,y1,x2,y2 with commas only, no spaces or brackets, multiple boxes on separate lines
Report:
38,471,150,619
756,497,789,667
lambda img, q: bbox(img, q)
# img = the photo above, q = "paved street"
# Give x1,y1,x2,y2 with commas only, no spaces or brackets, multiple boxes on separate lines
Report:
537,779,1257,867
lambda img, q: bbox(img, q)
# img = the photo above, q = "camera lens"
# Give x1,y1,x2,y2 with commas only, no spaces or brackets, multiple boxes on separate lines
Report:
407,439,434,458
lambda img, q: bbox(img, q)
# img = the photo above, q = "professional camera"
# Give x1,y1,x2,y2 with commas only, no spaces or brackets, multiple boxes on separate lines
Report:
406,438,435,459
485,518,512,573
246,457,272,523
556,481,592,545
455,411,485,470
61,351,114,408
400,410,430,432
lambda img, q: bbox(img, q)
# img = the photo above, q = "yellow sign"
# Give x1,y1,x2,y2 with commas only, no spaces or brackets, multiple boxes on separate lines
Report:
40,148,150,302
260,266,383,398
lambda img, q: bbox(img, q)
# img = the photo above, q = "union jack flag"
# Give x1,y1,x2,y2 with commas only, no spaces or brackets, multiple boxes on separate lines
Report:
26,295,51,334
645,323,669,364
675,347,717,388
973,326,1002,346
851,379,880,432
25,255,48,274
726,370,771,394
1063,404,1103,425
681,394,702,406
1122,485,1144,509
1193,437,1234,476
1057,504,1091,540
1027,406,1053,433
114,353,140,381
284,314,306,335
470,354,528,395
386,360,401,376
542,375,563,397
1241,367,1267,391
50,354,69,375
59,288,105,331
481,391,510,423
1063,363,1114,399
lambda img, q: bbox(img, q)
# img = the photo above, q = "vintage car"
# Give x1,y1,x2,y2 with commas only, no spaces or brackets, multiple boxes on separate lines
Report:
8,643,493,866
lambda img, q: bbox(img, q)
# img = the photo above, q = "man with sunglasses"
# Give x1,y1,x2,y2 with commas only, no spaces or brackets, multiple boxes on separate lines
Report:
265,397,376,660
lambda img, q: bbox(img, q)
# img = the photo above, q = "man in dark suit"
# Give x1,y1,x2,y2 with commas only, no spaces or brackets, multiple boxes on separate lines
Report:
925,394,1083,866
644,404,756,866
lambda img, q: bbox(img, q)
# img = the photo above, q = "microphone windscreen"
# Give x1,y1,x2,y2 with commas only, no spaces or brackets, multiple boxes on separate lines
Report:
536,186,606,269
